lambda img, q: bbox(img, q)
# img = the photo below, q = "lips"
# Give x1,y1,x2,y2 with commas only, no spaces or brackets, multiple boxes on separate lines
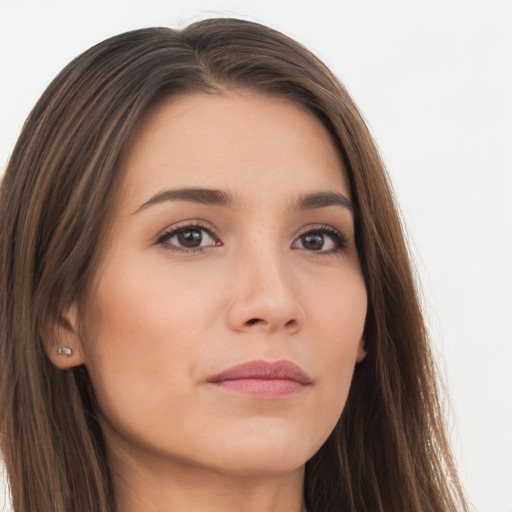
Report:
207,360,312,398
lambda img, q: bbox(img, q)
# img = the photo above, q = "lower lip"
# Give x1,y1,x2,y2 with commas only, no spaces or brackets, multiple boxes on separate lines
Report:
210,378,307,398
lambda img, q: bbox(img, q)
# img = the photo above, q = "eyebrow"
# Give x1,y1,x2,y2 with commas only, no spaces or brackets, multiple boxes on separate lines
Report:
134,188,239,213
293,191,354,213
134,188,353,214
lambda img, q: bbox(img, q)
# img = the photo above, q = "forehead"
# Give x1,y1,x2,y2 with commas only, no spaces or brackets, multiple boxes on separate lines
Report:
117,91,349,212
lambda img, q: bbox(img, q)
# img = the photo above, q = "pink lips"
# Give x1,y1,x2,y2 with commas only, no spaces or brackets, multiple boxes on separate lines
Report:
207,360,312,398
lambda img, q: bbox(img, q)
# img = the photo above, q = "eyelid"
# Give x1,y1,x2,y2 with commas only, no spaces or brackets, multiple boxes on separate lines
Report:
293,224,349,252
156,220,221,252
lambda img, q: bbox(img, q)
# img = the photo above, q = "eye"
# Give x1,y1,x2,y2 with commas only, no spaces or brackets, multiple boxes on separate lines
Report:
293,226,348,253
157,223,220,252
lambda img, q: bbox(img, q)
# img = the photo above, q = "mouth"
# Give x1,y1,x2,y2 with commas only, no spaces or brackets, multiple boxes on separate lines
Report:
206,359,312,398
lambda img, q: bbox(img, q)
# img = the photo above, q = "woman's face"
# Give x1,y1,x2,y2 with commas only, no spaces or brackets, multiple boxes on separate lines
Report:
75,91,367,477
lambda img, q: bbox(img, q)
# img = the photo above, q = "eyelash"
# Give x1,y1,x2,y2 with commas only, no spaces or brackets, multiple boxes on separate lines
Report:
156,222,349,254
156,221,221,253
294,225,349,254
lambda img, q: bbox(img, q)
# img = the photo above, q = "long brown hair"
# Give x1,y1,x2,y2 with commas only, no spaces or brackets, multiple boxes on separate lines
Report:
0,18,468,512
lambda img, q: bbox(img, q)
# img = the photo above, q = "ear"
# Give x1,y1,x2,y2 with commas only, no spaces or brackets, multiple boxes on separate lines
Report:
356,337,367,363
42,303,86,369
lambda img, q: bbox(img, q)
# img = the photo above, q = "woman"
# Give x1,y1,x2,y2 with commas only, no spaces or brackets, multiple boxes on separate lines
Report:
0,18,468,512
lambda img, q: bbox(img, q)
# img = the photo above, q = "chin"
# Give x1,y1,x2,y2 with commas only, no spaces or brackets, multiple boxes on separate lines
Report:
196,430,322,477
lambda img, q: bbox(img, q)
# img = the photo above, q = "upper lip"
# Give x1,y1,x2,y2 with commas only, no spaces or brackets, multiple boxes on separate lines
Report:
207,359,312,385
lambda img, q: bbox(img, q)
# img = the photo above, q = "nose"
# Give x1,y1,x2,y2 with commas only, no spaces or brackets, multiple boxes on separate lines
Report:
226,245,305,335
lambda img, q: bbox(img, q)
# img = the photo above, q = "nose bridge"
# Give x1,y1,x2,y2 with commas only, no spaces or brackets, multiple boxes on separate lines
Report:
249,243,292,297
227,234,303,333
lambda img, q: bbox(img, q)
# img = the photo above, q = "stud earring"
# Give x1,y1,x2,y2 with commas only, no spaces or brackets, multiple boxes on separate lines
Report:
57,347,73,356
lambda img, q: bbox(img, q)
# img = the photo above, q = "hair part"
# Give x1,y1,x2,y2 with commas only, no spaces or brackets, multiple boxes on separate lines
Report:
0,18,468,512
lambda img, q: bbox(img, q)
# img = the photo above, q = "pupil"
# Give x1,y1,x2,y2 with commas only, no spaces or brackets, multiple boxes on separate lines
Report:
303,233,324,251
178,229,202,247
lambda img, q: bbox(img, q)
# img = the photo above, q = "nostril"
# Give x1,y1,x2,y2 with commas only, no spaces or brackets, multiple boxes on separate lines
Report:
246,318,264,326
285,319,297,329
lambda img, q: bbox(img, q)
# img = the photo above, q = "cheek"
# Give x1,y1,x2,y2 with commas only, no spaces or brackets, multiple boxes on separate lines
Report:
306,271,367,408
84,254,220,350
308,266,367,351
78,253,231,414
79,263,198,423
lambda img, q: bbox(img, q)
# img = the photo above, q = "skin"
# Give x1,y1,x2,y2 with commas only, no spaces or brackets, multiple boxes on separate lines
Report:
50,91,367,512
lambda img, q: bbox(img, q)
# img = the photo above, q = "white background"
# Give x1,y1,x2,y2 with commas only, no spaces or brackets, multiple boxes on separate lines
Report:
1,1,511,511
